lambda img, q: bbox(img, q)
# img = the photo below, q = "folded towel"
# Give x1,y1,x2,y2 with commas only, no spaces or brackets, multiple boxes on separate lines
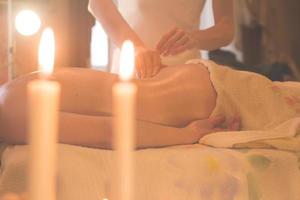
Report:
187,59,300,151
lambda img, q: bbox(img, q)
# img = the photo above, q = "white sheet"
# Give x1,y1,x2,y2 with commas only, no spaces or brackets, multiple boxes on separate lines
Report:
1,144,300,200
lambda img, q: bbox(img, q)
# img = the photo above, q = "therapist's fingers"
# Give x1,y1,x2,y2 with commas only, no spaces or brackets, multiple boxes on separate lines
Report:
136,53,148,79
171,43,190,55
135,56,142,79
135,48,148,79
152,57,162,76
148,54,161,78
135,48,161,79
170,34,189,49
161,30,185,56
149,50,162,76
164,33,189,56
143,54,152,79
139,56,147,79
135,52,141,79
169,37,190,55
145,51,162,78
156,27,178,52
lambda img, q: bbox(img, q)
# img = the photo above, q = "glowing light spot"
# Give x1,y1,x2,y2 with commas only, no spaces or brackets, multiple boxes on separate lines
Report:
90,22,108,68
15,10,41,36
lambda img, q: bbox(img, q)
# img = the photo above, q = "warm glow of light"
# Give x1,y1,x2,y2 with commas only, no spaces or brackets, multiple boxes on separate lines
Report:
119,40,135,81
15,10,41,36
38,28,55,76
90,21,108,68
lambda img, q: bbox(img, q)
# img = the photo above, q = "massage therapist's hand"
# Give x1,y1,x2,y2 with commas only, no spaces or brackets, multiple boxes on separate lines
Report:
187,115,240,141
156,27,198,56
135,46,162,79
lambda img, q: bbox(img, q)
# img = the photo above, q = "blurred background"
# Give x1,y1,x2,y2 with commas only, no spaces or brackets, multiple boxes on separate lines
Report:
0,0,300,85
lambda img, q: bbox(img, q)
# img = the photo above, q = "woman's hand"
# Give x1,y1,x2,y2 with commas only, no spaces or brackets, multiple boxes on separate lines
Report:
135,47,162,79
186,115,240,141
156,27,198,56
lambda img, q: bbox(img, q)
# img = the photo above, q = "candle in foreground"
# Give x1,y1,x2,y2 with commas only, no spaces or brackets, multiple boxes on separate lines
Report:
113,40,137,200
27,28,60,200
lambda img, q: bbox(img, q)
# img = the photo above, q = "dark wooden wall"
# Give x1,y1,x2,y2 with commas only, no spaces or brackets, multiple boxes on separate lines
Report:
236,0,300,69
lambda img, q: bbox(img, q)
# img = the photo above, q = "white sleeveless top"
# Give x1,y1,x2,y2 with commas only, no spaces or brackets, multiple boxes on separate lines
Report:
117,0,206,66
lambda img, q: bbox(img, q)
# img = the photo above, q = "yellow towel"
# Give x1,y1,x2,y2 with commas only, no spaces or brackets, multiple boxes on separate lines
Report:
187,59,300,151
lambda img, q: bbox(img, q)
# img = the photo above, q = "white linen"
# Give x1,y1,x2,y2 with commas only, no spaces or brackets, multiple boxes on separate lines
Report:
1,144,300,200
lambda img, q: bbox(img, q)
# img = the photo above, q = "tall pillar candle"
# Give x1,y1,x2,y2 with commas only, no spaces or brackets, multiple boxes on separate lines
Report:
113,40,137,200
27,28,60,200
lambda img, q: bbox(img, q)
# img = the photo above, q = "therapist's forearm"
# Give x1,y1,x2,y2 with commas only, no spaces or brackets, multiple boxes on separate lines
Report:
193,17,234,50
88,0,145,48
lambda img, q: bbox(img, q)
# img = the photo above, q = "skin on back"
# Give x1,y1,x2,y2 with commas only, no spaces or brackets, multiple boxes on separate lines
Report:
0,63,217,143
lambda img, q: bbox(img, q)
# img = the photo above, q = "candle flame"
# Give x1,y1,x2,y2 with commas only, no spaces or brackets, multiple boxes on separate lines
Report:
38,28,55,76
119,40,135,81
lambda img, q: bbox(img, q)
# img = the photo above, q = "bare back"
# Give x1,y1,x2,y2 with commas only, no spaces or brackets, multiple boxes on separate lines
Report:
53,63,216,127
137,64,216,126
0,63,216,137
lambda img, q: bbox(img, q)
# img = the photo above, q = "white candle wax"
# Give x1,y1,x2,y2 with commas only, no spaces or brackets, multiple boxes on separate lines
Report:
27,27,60,200
28,80,60,200
113,82,137,200
113,40,136,200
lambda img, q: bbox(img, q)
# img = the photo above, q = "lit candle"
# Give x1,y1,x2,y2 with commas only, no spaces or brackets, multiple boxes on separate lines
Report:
27,28,60,200
113,40,137,200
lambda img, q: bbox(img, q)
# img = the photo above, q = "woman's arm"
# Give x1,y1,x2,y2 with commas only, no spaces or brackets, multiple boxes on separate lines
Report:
156,0,235,55
195,0,235,50
88,0,162,79
59,113,238,149
88,0,144,48
2,111,237,149
58,113,216,149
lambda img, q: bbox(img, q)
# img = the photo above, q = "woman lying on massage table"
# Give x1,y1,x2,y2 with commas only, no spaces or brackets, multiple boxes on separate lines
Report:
0,63,240,148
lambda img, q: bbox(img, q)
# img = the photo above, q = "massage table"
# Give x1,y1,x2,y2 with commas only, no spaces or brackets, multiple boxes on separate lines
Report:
1,60,300,199
0,143,299,200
